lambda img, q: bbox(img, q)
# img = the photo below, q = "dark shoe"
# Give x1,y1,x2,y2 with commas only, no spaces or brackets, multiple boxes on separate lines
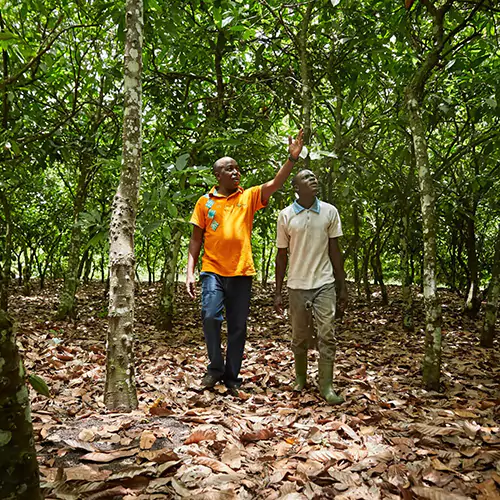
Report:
226,386,240,397
201,373,220,389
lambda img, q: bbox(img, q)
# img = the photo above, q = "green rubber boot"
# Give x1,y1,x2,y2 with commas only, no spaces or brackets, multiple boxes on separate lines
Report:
293,352,307,392
318,360,344,404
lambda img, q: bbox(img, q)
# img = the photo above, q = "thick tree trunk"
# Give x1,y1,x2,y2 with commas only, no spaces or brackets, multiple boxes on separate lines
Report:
0,311,41,499
481,225,500,347
401,211,414,331
406,91,442,391
105,0,143,411
158,229,182,331
0,190,12,311
56,152,91,319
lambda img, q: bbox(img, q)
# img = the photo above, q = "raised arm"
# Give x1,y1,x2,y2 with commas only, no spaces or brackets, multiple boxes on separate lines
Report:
261,129,304,204
274,248,288,314
329,237,348,315
186,225,204,299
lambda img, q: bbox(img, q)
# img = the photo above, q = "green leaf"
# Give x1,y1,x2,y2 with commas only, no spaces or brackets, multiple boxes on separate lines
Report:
0,31,17,41
166,199,178,218
175,153,190,171
28,374,51,398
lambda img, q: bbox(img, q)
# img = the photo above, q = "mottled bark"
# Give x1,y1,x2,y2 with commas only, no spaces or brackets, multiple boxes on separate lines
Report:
406,91,441,391
401,211,414,331
481,226,500,348
158,229,182,332
56,151,92,319
0,190,12,311
0,311,41,499
105,0,143,411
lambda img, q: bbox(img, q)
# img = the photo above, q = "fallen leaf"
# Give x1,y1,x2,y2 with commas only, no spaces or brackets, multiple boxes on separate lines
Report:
184,429,216,445
140,430,156,450
240,428,275,443
80,448,138,463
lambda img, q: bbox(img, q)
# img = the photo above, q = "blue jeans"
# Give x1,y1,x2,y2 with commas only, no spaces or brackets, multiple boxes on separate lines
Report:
201,272,252,388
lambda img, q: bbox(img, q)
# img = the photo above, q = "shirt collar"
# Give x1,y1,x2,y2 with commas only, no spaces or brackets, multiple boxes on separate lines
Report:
293,198,320,214
209,185,243,198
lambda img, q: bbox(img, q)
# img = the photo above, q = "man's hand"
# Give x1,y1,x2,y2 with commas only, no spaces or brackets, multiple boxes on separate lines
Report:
337,284,348,318
274,293,284,315
186,274,197,299
288,128,304,160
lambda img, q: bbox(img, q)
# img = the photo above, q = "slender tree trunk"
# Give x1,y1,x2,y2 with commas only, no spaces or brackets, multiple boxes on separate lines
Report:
298,1,314,168
0,310,41,499
105,0,143,411
464,198,480,317
56,152,91,319
401,210,414,331
481,225,500,347
362,244,371,302
0,190,12,311
406,90,441,391
372,250,388,305
353,203,361,298
158,229,182,331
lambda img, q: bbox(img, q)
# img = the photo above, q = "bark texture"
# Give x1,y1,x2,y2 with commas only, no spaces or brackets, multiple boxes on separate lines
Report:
401,211,414,331
0,190,12,311
0,311,41,499
406,92,441,391
481,226,500,347
105,0,143,411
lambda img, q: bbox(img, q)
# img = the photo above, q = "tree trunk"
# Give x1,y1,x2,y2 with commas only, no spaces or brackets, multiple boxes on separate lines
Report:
353,203,361,298
105,0,143,411
298,1,315,168
372,250,388,305
406,91,442,391
0,310,41,499
0,190,12,311
401,210,414,331
56,151,92,319
481,225,500,347
464,198,480,317
158,229,182,331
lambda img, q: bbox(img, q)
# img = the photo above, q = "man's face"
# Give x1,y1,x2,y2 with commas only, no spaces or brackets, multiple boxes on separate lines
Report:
215,158,241,189
294,169,318,197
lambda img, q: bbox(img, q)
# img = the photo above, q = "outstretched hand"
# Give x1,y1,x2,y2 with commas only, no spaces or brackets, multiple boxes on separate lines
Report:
288,129,304,160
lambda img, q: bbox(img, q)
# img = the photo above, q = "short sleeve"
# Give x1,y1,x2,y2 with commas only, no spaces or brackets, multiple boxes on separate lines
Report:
276,211,289,248
248,185,267,213
328,207,343,238
189,196,207,229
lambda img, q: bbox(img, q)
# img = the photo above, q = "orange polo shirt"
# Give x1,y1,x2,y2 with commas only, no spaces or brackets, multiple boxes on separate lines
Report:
190,185,267,276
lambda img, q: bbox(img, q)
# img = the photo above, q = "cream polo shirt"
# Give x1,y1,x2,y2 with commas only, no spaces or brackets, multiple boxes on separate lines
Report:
276,198,343,290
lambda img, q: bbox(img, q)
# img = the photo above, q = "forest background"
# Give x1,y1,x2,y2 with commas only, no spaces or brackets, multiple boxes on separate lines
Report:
0,0,499,498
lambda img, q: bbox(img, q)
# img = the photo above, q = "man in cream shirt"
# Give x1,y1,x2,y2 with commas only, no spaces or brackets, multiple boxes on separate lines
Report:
274,169,348,404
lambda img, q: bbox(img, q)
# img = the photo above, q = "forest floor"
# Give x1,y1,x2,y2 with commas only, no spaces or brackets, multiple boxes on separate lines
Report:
10,280,500,500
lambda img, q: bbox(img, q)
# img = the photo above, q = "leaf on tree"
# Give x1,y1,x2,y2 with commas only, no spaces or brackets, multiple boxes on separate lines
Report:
184,429,217,445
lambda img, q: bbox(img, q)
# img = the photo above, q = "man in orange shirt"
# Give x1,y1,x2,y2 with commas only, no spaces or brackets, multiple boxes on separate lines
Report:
187,130,304,395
